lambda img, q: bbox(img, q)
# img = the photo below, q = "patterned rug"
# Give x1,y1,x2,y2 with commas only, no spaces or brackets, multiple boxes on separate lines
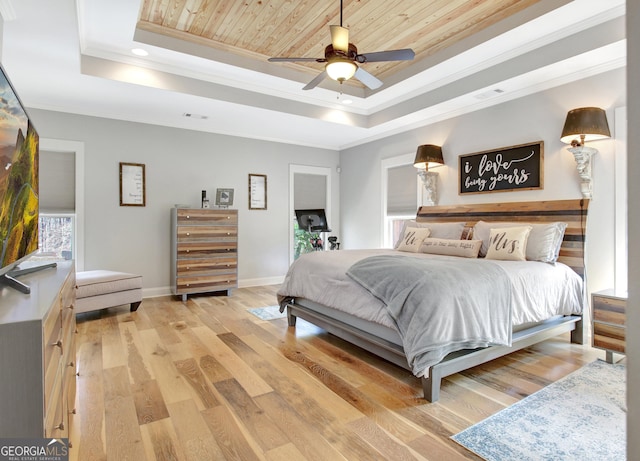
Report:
452,359,626,461
247,305,287,320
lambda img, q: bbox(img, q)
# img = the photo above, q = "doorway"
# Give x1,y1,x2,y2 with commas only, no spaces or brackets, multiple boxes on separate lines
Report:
289,165,332,264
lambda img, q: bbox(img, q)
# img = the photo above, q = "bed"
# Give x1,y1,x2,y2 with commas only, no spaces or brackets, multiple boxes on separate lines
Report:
277,199,589,402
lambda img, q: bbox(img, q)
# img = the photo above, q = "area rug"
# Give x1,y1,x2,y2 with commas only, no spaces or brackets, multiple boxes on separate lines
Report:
452,359,626,461
247,305,287,320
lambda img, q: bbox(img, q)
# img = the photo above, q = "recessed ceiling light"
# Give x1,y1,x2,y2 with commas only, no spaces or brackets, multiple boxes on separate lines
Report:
341,99,353,105
131,48,149,57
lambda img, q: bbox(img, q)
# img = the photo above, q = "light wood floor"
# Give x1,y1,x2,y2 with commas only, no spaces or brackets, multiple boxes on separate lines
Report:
70,285,602,461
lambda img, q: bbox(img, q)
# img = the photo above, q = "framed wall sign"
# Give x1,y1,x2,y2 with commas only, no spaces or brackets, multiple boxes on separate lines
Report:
248,174,267,210
119,162,146,206
458,141,544,195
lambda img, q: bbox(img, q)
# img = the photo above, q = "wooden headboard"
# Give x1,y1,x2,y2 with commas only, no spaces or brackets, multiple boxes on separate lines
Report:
416,199,589,276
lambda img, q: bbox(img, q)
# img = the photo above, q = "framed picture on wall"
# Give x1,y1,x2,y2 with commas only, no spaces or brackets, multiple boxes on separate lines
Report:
215,188,234,207
119,162,146,206
458,141,544,195
249,174,267,210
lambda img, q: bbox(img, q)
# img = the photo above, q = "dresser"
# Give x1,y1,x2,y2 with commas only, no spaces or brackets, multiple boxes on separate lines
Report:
171,208,238,301
591,289,626,363
0,261,76,439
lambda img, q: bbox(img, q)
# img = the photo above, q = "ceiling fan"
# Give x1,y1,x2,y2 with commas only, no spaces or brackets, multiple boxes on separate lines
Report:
268,0,415,91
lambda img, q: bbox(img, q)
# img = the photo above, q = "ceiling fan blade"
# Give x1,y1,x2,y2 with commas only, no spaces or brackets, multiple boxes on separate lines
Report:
330,25,349,53
355,67,382,90
357,48,415,63
303,71,328,90
268,57,325,62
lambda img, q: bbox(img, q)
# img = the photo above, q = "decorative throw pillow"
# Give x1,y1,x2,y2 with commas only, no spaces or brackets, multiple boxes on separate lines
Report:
472,221,568,262
396,227,431,252
420,238,482,258
394,220,465,248
485,226,532,261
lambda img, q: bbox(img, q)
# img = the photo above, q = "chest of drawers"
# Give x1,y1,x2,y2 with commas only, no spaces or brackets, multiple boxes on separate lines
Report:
591,289,626,363
171,208,238,301
0,261,76,440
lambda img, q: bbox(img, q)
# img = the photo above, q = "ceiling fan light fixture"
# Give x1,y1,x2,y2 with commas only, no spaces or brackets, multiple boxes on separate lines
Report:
325,59,357,82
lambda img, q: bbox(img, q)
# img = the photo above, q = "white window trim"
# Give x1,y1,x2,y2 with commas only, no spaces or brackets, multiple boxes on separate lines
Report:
289,164,332,264
39,138,85,271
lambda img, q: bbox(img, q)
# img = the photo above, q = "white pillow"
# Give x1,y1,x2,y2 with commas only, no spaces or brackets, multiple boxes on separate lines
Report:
394,220,465,248
396,227,431,252
473,221,568,262
421,238,482,258
485,226,532,261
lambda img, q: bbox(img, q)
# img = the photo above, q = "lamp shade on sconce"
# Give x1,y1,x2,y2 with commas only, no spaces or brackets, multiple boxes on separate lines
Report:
414,144,444,169
560,107,611,145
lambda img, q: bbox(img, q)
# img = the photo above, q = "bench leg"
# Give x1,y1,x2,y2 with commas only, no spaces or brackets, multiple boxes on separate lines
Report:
130,301,141,312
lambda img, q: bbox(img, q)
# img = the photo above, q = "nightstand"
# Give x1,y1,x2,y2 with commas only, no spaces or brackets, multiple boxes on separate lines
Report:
591,289,626,363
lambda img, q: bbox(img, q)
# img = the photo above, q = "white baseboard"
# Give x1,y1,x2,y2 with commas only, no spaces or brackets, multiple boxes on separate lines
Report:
141,276,284,299
239,276,285,288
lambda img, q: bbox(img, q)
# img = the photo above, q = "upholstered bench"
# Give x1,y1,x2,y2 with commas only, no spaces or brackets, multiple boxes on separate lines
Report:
76,270,143,314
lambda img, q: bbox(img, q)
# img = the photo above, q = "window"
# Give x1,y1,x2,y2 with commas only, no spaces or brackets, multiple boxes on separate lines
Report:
36,214,75,262
34,140,85,269
382,154,420,248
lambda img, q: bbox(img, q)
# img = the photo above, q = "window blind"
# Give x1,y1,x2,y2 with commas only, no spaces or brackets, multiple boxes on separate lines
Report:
39,150,75,213
387,164,417,216
294,173,326,210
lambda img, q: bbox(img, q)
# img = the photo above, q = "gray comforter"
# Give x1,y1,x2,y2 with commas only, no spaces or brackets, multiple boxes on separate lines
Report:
346,254,513,376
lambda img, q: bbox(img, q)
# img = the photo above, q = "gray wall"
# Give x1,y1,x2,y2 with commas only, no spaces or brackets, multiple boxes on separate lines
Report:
626,0,638,457
29,110,339,294
340,68,625,296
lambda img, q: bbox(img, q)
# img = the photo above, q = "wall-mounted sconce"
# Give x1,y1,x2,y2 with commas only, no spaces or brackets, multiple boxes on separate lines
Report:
413,144,444,206
560,107,611,199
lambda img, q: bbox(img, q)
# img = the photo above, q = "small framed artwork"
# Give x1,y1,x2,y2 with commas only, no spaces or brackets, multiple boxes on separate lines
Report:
119,162,146,206
248,174,267,210
215,188,234,207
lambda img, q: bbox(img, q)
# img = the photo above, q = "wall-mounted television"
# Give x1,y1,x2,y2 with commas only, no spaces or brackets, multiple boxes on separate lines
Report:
0,63,43,294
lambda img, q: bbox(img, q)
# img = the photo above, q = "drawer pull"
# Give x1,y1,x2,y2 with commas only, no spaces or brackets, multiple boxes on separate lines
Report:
186,250,190,253
52,340,63,348
186,215,190,219
186,266,190,270
69,361,75,368
186,232,190,236
55,422,65,431
70,408,77,415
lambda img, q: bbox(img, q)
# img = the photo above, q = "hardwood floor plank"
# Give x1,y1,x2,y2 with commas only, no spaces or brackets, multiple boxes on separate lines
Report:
174,357,220,409
254,391,348,461
131,379,171,425
241,334,364,423
71,287,605,460
74,319,107,461
138,328,194,404
346,416,426,461
103,366,147,461
214,379,289,451
166,399,226,461
140,418,183,461
120,322,155,384
101,315,128,369
265,443,308,461
190,325,273,397
201,404,264,461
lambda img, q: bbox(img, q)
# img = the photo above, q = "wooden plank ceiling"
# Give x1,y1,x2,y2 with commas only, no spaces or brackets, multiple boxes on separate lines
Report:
137,0,541,86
